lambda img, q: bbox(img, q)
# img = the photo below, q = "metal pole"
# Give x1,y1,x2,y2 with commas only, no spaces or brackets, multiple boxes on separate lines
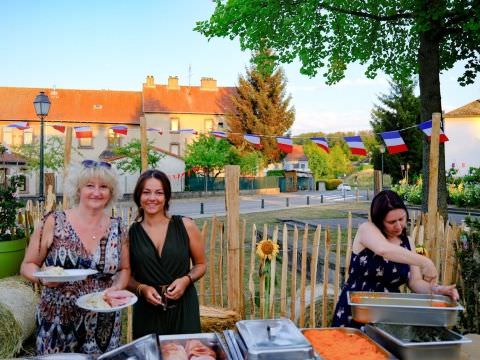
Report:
200,202,204,214
39,115,45,203
321,194,324,203
381,152,384,190
286,198,289,207
261,199,264,209
306,196,310,205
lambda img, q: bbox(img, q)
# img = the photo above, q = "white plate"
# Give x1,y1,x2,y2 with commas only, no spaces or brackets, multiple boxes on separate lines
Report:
76,291,138,313
33,269,98,282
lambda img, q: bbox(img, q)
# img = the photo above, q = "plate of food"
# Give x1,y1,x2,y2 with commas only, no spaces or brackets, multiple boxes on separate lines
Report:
76,290,137,312
33,266,98,282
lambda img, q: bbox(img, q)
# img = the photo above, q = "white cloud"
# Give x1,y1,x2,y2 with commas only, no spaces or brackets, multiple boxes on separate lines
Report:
291,109,371,135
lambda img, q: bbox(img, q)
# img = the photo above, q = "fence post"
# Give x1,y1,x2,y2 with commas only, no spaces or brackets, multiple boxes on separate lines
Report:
366,189,369,200
321,194,324,203
200,202,204,214
307,196,310,205
261,199,264,209
286,198,289,207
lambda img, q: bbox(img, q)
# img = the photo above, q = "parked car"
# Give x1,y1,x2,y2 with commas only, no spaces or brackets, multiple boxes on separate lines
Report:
337,183,352,191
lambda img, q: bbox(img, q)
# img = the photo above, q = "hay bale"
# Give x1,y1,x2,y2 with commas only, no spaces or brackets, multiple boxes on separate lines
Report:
200,306,241,333
0,276,39,358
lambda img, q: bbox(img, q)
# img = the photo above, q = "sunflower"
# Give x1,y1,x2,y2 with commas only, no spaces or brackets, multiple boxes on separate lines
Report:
416,245,429,257
256,239,280,261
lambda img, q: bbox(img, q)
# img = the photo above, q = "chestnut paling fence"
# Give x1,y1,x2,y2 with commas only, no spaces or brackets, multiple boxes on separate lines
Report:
22,201,462,334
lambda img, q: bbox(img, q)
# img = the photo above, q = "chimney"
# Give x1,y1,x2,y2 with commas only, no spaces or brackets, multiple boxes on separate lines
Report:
200,77,217,91
167,76,180,90
145,75,155,87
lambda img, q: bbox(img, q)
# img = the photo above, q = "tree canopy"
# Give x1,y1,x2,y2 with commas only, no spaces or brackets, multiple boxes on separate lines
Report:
196,0,480,218
370,80,422,183
112,139,164,174
226,52,295,164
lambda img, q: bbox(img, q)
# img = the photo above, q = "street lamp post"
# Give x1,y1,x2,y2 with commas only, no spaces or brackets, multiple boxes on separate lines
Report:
33,91,51,203
379,145,385,190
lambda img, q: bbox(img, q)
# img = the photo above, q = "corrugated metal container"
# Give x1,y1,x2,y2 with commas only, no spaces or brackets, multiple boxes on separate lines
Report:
234,318,315,360
348,291,463,326
365,324,471,360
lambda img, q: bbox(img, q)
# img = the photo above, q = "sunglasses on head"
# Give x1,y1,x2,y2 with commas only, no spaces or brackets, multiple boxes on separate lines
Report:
81,159,112,169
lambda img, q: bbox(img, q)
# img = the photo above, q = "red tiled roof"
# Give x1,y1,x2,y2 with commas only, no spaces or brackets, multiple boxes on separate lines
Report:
143,84,236,114
0,87,143,124
285,145,308,161
0,152,26,164
445,100,480,117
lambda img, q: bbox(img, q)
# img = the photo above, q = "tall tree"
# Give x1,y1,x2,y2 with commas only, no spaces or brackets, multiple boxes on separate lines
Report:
226,52,295,164
303,141,330,179
196,0,480,219
112,139,164,174
370,80,422,183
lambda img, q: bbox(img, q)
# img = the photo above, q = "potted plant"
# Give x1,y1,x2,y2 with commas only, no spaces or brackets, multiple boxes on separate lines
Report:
0,174,28,279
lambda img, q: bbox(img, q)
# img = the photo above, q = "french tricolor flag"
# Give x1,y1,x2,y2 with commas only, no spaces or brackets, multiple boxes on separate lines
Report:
276,136,293,153
310,137,330,153
7,121,29,130
111,125,128,135
74,126,93,139
244,134,262,148
344,136,367,156
380,130,408,154
50,124,66,133
171,128,198,135
418,120,449,143
210,131,227,139
147,127,163,134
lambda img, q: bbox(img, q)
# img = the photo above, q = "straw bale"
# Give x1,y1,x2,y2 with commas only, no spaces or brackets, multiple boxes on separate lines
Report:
200,306,241,333
0,277,39,358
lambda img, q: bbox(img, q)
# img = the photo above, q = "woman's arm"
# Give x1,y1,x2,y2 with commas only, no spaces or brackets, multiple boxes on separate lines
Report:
20,214,55,284
356,222,437,283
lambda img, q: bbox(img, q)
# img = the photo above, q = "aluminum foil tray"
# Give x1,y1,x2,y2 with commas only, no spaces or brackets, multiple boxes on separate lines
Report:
235,318,315,360
365,324,471,360
348,291,464,326
301,327,397,359
158,332,230,360
98,334,160,360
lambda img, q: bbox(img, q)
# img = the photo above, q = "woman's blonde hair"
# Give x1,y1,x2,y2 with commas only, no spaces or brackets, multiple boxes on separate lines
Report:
64,161,122,208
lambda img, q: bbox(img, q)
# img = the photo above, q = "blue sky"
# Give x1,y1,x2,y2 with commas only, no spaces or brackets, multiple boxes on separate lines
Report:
1,0,478,135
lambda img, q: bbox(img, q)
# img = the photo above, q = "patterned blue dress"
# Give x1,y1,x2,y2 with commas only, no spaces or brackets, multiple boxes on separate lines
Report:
332,233,411,328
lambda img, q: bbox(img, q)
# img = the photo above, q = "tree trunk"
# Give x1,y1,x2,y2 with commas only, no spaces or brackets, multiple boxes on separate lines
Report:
418,25,447,221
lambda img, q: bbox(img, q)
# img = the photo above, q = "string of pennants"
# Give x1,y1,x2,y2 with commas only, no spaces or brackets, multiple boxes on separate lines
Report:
2,120,448,156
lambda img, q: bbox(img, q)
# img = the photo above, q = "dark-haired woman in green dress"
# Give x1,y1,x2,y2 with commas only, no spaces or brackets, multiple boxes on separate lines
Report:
128,170,206,338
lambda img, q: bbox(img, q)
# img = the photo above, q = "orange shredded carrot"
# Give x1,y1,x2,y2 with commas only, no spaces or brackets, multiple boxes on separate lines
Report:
431,301,452,307
303,329,388,360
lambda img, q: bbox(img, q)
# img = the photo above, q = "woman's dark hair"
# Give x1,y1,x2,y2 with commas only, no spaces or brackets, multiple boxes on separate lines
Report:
370,190,409,237
133,169,171,220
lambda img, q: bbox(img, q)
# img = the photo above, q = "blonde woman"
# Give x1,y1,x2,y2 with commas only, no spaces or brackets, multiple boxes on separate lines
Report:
21,160,130,355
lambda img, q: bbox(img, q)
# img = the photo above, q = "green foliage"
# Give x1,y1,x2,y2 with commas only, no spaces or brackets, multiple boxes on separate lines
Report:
112,139,164,175
266,170,284,177
370,80,422,183
393,181,423,205
226,50,295,164
329,145,351,178
239,151,264,176
12,136,73,171
462,167,480,184
449,183,480,208
0,176,26,241
457,217,480,334
303,142,329,180
319,178,343,191
184,135,240,178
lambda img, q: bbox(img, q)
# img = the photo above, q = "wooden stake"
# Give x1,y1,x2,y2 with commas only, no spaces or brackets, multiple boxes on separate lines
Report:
62,126,72,209
334,224,342,305
426,113,441,250
268,225,279,318
299,225,309,327
140,117,148,172
309,225,321,328
209,217,217,305
290,225,299,321
199,221,207,305
280,223,289,317
344,212,352,281
322,226,331,327
240,219,246,319
248,224,257,319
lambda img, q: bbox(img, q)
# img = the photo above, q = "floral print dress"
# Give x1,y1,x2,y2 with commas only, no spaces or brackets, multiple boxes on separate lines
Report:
36,211,124,355
332,234,411,328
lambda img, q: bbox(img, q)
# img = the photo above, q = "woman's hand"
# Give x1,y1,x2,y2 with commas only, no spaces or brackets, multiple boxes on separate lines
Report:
419,257,438,284
432,284,459,301
165,276,190,300
140,285,163,306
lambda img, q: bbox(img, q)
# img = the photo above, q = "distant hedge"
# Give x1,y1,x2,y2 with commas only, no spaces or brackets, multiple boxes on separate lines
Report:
266,170,285,177
319,178,343,190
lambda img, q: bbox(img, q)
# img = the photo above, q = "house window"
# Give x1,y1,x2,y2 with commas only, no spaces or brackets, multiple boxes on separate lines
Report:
23,128,33,145
170,143,180,155
107,129,122,149
218,122,224,128
78,137,93,148
171,118,179,131
3,127,34,146
205,118,214,132
16,173,27,193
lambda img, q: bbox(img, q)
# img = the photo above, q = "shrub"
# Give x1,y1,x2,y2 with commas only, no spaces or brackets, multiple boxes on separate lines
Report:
266,170,285,177
319,178,343,190
0,175,26,241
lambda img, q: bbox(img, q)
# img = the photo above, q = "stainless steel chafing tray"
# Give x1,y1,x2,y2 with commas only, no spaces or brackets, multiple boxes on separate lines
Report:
158,332,230,360
301,327,397,359
31,355,93,360
348,291,464,326
98,334,160,360
365,324,471,360
235,318,315,360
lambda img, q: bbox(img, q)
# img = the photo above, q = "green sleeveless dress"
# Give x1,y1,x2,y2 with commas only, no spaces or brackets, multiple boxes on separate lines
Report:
129,215,201,338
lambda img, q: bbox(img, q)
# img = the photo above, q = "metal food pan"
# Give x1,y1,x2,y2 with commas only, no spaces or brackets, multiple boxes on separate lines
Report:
348,291,463,326
159,332,230,360
301,327,397,360
365,324,471,360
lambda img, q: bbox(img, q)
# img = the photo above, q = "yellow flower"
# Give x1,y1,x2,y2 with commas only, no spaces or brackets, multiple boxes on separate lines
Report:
415,245,429,257
256,239,280,261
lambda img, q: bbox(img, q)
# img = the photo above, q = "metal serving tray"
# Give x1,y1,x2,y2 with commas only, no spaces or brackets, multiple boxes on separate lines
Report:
348,291,464,326
235,318,315,360
98,334,160,360
301,327,397,360
158,332,230,360
365,324,471,360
